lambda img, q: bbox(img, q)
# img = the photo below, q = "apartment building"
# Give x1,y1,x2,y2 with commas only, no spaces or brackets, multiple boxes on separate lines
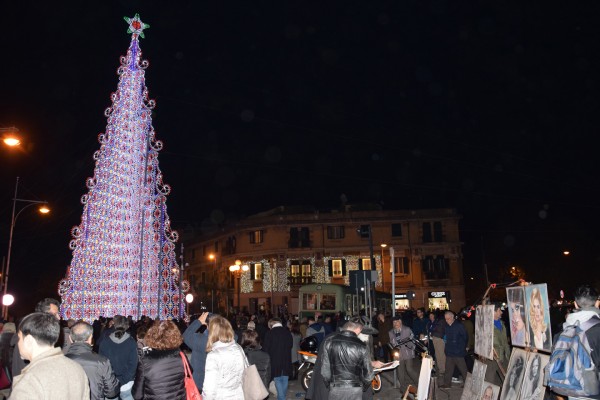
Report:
183,205,465,315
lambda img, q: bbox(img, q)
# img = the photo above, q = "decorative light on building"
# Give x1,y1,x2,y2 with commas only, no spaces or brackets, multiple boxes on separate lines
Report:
58,15,187,322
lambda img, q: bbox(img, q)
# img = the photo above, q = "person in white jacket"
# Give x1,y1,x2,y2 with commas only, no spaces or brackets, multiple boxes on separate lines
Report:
202,315,246,400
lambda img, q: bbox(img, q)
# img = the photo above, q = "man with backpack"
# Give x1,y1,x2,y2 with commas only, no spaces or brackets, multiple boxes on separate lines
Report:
546,284,600,399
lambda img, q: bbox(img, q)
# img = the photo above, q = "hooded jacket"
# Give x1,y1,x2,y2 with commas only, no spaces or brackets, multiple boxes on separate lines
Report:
65,341,120,400
565,308,600,368
98,331,138,386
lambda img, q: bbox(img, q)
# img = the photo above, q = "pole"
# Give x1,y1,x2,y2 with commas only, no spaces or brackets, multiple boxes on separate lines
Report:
390,246,395,318
237,274,241,312
367,225,376,315
212,257,216,313
3,177,19,320
179,243,184,318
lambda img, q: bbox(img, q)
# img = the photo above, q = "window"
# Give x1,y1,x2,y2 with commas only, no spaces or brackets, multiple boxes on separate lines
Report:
224,236,236,255
214,241,219,252
391,223,403,237
329,260,346,278
250,263,262,281
327,226,345,239
301,262,312,277
200,271,206,283
320,294,336,310
359,224,371,239
423,221,443,242
291,263,300,277
393,256,410,275
422,223,432,243
289,227,311,248
249,230,264,244
433,222,443,242
302,293,317,310
422,255,449,280
191,248,196,260
359,258,372,270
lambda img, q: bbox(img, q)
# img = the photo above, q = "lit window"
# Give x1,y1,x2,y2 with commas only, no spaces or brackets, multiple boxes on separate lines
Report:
253,263,263,281
361,258,372,270
393,257,410,275
332,260,343,277
302,263,312,277
291,264,300,277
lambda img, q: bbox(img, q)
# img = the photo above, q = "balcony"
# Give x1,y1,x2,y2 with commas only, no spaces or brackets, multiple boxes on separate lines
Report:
288,276,313,285
288,239,312,249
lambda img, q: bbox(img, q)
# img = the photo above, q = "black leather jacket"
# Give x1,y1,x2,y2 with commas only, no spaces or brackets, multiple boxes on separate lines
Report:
65,342,120,400
320,330,373,390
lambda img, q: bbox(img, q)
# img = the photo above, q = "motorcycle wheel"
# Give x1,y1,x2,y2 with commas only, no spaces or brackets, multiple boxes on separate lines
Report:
301,366,313,391
372,374,382,393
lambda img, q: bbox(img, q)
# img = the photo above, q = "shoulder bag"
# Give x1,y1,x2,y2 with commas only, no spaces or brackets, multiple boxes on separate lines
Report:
180,351,202,400
239,345,269,400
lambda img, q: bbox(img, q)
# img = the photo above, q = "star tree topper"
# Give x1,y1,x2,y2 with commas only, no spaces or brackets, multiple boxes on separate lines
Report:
124,13,150,38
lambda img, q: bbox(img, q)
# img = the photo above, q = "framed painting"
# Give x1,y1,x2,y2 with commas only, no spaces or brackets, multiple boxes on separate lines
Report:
475,304,494,359
499,348,527,400
519,353,549,400
524,284,552,352
506,287,527,347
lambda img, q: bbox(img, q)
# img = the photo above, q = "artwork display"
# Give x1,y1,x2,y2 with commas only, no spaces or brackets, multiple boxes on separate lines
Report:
480,382,500,400
524,284,552,352
471,359,488,397
506,287,527,347
461,374,475,400
519,353,549,400
475,304,494,359
500,348,527,400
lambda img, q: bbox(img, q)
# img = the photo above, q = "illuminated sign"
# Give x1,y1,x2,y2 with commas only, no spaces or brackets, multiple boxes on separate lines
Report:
428,291,447,298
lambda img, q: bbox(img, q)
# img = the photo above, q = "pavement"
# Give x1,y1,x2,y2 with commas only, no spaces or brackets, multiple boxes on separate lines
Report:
280,369,465,400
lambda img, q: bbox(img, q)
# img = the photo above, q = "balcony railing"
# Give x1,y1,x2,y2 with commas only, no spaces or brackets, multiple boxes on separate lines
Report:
288,276,313,285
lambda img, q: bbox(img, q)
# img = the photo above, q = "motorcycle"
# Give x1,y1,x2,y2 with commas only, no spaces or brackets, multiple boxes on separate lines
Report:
297,350,317,391
297,350,385,393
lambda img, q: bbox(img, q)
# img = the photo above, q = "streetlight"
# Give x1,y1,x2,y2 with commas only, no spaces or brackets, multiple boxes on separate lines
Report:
185,293,194,316
229,260,249,313
380,243,387,292
208,254,217,312
1,127,21,147
3,177,50,319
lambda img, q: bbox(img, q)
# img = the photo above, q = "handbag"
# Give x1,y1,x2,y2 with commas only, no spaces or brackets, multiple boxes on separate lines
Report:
239,346,269,400
180,351,202,400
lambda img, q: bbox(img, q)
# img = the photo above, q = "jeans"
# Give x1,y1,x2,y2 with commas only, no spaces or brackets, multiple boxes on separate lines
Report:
274,375,289,400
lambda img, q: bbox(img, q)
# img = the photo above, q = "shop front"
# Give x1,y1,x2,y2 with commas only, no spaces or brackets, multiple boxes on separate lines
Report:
394,293,411,310
428,291,450,310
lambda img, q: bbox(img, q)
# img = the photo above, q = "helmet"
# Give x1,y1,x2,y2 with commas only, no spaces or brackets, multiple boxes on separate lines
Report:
300,335,318,352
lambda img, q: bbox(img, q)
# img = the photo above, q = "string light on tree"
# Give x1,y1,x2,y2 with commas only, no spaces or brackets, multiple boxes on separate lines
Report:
58,15,188,322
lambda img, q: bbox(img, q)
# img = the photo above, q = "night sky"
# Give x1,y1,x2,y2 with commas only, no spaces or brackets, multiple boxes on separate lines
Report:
1,2,599,316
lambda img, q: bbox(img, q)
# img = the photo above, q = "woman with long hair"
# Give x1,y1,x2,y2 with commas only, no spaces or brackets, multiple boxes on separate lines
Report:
132,320,186,400
99,315,138,400
528,288,551,351
202,315,246,400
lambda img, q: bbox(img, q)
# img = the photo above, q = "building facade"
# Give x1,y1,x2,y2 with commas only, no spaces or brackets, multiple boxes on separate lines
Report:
183,205,465,316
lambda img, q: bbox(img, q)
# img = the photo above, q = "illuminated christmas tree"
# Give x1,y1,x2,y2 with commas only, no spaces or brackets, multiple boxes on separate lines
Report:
59,15,187,322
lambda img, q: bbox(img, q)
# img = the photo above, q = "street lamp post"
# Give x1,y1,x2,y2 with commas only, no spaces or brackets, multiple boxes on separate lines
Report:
380,243,387,293
209,254,217,312
229,260,248,313
3,177,50,319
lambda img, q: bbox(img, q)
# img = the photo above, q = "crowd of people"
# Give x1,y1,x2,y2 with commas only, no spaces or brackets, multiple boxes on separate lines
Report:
0,283,597,400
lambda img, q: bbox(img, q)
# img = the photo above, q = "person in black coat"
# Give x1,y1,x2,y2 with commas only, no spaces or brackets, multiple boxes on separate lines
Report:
65,321,120,400
242,329,271,392
264,318,293,400
132,320,186,400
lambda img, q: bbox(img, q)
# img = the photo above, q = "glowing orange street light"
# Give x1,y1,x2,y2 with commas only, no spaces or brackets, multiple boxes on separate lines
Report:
1,127,22,147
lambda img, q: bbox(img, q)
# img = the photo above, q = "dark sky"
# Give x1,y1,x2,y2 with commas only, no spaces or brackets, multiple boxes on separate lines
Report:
1,1,599,316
